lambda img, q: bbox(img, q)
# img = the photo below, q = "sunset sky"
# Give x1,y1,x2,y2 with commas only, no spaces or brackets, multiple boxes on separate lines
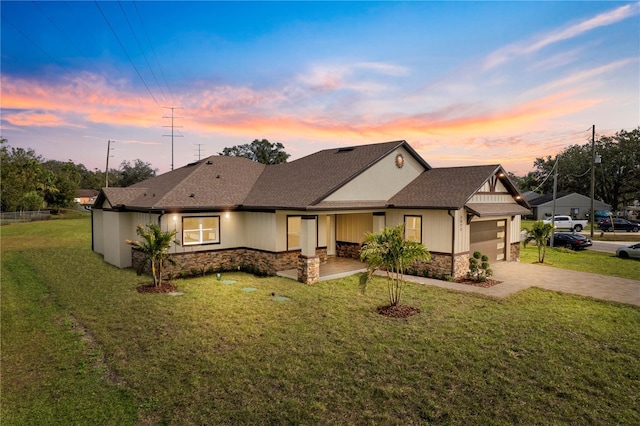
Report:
1,1,638,176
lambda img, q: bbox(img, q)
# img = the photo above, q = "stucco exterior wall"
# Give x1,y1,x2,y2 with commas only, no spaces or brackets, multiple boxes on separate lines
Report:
92,209,104,254
510,215,522,243
102,211,133,268
324,147,426,202
336,213,372,244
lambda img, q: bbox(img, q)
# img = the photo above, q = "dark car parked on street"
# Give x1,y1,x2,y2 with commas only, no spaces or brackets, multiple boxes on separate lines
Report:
598,218,640,232
547,232,593,250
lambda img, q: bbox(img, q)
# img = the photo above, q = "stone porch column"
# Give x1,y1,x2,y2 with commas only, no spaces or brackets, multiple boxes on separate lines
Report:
298,215,319,284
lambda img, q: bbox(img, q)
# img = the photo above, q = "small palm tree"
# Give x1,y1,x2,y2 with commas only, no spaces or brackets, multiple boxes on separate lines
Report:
360,224,430,307
523,220,554,263
126,223,177,287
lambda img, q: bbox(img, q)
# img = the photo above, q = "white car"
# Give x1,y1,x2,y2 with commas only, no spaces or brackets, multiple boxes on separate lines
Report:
616,243,640,260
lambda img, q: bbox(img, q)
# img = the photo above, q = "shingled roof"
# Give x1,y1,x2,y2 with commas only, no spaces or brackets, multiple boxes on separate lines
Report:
98,156,265,210
96,141,529,215
388,165,498,208
389,164,529,213
242,140,428,209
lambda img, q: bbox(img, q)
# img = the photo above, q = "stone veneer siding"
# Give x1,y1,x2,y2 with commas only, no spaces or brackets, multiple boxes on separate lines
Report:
132,247,329,279
336,241,362,259
405,252,470,280
510,242,520,262
298,255,320,284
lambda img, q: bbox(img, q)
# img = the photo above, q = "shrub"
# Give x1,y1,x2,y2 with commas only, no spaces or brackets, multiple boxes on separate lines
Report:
467,251,493,282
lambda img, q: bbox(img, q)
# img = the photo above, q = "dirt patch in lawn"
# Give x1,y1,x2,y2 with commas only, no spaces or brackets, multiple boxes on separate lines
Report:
453,277,502,288
136,282,178,293
377,305,421,318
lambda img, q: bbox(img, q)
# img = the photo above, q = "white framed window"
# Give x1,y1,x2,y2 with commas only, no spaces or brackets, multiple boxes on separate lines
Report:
287,216,301,250
182,216,220,245
404,215,422,243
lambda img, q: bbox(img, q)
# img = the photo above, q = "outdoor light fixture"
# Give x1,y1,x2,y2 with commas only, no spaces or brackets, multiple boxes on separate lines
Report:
225,212,230,219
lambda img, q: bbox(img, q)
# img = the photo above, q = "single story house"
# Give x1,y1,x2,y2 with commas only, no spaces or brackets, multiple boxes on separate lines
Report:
75,189,99,206
527,192,611,220
92,140,530,283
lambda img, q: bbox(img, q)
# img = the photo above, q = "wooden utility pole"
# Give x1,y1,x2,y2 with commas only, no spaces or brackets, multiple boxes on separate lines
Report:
105,139,114,187
590,124,596,238
550,157,558,247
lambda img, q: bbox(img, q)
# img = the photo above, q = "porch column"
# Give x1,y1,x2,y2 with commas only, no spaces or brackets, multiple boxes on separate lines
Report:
372,212,386,233
298,215,319,284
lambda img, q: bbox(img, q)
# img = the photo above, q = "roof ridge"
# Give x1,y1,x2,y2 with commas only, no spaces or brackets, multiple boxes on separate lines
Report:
309,141,409,205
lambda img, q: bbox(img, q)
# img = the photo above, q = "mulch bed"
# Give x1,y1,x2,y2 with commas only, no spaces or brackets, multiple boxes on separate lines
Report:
136,282,178,293
453,277,502,288
377,305,421,318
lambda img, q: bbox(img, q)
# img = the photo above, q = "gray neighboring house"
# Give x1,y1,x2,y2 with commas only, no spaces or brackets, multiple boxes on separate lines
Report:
527,192,611,220
92,140,531,283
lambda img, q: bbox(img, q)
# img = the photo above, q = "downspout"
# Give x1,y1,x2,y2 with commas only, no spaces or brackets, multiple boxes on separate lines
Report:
448,209,456,277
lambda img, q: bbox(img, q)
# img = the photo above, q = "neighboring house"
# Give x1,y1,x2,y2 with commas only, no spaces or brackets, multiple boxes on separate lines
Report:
75,189,99,208
92,140,530,283
527,192,611,220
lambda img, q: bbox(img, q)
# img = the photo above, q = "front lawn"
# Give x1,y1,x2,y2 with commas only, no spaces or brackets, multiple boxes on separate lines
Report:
2,218,639,424
520,245,640,280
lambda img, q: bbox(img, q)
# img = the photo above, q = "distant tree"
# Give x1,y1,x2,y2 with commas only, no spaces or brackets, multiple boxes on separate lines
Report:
115,159,158,187
509,171,539,193
0,141,45,211
529,127,640,210
219,139,290,164
41,160,82,209
523,221,554,263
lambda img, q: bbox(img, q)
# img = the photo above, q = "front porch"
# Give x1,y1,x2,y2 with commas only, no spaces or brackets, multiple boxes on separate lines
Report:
277,256,367,282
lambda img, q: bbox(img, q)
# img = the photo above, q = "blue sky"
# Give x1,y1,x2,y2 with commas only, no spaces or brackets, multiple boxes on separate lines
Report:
1,1,638,175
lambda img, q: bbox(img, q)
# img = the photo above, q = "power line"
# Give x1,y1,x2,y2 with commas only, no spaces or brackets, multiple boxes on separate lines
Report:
0,13,112,105
94,0,161,109
132,0,175,104
117,0,168,103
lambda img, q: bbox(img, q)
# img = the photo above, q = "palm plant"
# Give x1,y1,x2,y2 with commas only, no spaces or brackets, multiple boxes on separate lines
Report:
523,220,554,263
360,224,430,307
126,223,177,287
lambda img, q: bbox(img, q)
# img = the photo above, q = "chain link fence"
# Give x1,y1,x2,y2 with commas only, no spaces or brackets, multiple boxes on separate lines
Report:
0,210,51,224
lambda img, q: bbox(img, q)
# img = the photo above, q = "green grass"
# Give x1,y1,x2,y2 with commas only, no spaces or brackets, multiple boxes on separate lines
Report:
520,245,640,280
2,218,639,424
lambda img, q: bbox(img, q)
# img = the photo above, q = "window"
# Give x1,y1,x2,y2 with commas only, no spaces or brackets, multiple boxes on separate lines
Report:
182,216,220,245
405,215,422,243
287,216,301,250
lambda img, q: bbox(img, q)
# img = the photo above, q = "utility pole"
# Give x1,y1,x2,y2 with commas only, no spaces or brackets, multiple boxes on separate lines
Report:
590,125,596,239
105,139,114,187
163,106,183,170
550,157,558,248
194,143,205,161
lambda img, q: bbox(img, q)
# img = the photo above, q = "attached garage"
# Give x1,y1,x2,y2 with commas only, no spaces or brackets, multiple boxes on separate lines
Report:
470,219,506,262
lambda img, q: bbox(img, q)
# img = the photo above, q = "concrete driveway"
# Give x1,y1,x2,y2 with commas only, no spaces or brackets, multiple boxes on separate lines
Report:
402,261,640,307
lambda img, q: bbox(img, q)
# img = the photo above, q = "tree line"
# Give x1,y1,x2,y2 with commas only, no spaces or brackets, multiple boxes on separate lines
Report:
0,138,157,212
3,130,635,212
509,127,639,211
